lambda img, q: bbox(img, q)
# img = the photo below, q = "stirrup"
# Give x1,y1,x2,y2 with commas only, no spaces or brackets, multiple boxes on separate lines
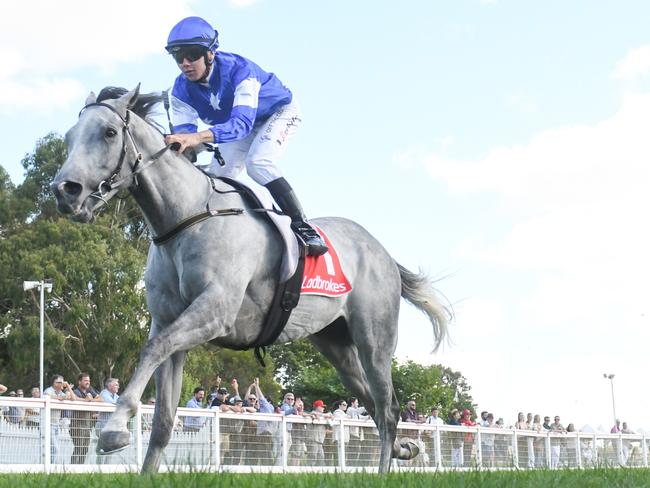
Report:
293,223,328,257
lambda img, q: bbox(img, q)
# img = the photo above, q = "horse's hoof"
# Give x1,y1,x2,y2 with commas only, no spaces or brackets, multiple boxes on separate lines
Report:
396,439,420,460
97,430,131,455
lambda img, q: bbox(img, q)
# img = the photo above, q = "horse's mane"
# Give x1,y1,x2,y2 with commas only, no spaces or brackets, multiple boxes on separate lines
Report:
96,86,162,121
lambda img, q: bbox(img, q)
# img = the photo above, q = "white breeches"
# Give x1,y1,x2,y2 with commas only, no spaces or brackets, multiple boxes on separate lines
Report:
206,100,302,185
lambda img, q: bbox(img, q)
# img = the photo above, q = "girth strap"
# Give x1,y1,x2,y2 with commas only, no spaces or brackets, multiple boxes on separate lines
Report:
252,245,306,367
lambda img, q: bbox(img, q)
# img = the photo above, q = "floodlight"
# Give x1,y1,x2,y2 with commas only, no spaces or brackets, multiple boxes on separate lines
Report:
23,281,41,291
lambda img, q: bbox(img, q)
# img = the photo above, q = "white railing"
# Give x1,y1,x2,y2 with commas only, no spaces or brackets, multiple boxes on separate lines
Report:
0,397,646,473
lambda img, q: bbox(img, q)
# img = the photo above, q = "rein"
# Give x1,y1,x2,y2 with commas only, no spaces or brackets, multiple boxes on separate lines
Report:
78,101,274,245
162,90,226,167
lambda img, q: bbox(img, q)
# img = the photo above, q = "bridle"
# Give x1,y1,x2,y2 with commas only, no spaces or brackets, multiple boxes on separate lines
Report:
77,100,246,245
79,102,171,204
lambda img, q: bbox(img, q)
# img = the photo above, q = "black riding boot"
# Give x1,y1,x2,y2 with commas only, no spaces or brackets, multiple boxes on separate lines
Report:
266,177,328,256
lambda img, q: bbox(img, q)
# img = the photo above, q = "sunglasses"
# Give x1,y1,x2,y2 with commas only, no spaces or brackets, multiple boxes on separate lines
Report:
171,46,207,64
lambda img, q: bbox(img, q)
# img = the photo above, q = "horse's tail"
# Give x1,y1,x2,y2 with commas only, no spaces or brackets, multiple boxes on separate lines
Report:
397,263,451,352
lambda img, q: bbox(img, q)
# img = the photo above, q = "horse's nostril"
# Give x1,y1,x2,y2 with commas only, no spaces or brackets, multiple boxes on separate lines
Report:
59,181,82,197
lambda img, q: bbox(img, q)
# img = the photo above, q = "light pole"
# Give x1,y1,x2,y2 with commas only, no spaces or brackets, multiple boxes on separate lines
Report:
23,280,53,395
603,373,617,427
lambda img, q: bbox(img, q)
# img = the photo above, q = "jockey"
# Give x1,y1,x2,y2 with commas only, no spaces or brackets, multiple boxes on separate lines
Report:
163,16,327,256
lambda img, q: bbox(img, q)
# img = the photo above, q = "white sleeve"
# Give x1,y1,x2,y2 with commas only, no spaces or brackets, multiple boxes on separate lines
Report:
233,78,261,109
170,94,199,128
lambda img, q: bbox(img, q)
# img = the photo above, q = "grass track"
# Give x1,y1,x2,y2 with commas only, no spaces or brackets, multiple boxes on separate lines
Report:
0,469,649,487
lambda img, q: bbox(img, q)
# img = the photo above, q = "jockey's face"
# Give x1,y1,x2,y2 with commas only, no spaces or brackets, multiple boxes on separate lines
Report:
177,49,214,82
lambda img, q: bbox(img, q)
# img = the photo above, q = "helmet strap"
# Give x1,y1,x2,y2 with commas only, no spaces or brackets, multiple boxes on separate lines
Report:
196,52,213,83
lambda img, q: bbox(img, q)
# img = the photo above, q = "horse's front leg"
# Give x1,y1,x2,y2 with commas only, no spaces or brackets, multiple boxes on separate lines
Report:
98,292,235,456
141,351,186,473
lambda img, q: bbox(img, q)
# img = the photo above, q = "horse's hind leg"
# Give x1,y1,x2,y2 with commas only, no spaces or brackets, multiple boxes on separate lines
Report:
309,317,403,472
141,351,186,473
309,319,374,409
345,305,414,472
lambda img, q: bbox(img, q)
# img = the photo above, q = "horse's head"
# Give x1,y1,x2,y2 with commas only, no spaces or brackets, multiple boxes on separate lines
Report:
51,85,145,222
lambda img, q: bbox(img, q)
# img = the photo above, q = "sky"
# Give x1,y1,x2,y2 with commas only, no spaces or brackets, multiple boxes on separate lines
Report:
1,0,650,432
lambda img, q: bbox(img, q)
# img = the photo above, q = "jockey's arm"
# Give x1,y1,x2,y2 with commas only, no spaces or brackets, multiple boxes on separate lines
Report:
165,130,213,154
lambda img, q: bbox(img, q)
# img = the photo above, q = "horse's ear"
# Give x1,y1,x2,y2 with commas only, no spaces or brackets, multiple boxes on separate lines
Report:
85,92,97,105
125,83,141,110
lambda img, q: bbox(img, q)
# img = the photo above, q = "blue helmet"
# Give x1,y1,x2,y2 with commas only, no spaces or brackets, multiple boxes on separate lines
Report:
165,17,219,54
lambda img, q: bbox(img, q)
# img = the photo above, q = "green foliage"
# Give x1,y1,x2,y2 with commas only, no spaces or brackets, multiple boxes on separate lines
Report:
270,341,475,416
391,360,475,420
15,132,67,221
180,346,280,406
0,217,149,388
0,166,19,232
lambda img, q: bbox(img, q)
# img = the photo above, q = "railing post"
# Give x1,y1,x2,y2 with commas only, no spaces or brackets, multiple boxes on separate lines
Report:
617,434,624,466
135,402,143,470
338,417,346,469
575,433,581,468
44,397,51,473
592,433,598,466
212,410,220,470
545,433,552,468
435,427,442,469
512,429,518,467
281,416,289,471
476,427,482,468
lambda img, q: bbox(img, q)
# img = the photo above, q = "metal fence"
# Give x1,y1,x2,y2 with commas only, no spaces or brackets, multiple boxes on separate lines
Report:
0,397,647,473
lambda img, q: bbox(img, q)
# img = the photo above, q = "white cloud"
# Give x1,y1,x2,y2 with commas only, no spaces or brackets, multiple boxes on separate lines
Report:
400,85,650,428
0,78,85,114
422,91,650,212
0,0,193,113
612,45,650,81
423,89,650,301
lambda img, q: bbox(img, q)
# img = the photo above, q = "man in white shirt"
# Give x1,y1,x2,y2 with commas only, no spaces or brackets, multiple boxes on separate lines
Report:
425,406,444,466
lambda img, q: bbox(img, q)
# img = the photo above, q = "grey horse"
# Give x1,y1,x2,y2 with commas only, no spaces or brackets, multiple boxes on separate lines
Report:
51,86,449,473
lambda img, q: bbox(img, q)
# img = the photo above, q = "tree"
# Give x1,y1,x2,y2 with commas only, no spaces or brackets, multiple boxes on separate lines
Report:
179,345,280,406
0,217,150,389
14,132,67,222
270,340,476,417
391,360,475,421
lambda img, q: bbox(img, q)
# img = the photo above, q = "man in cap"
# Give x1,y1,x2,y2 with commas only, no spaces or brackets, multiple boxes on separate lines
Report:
209,387,229,410
307,400,331,466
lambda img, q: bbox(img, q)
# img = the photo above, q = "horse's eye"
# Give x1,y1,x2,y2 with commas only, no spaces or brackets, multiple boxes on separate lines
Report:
105,127,117,138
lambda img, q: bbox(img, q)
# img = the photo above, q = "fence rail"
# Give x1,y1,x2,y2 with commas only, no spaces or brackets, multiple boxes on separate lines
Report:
0,397,646,473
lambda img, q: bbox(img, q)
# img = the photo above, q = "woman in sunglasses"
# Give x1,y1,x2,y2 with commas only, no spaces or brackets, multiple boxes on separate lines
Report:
164,16,327,256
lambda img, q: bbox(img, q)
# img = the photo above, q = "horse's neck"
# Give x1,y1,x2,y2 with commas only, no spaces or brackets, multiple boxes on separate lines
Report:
129,122,212,237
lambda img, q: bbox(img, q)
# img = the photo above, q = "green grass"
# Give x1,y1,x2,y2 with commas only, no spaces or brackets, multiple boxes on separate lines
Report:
0,470,649,488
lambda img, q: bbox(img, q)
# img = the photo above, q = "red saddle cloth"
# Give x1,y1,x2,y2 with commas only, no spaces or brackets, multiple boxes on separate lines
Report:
301,227,352,297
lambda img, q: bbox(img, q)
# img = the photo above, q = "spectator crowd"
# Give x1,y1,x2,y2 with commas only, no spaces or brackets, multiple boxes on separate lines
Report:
0,376,640,468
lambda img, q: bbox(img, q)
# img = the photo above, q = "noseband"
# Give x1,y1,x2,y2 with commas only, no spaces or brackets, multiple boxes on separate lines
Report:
79,102,169,203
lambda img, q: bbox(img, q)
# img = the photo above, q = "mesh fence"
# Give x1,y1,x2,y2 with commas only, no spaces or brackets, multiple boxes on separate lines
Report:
0,399,648,472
